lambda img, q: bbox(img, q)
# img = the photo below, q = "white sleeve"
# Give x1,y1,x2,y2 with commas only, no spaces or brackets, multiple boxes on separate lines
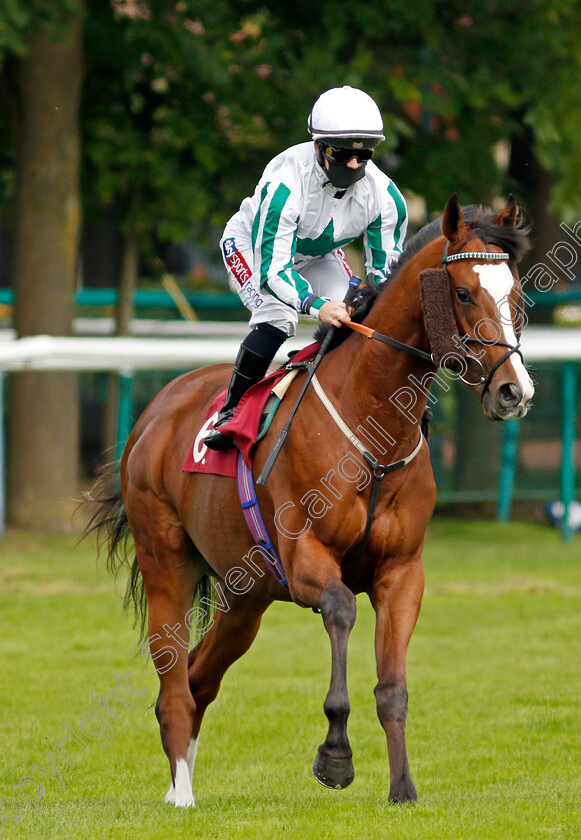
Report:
363,178,408,282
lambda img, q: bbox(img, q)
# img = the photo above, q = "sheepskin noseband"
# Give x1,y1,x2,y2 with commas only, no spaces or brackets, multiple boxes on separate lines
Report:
419,268,466,371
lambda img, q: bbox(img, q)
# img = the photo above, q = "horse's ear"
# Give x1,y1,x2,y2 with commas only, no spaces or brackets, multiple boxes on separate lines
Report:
442,194,466,245
493,194,519,227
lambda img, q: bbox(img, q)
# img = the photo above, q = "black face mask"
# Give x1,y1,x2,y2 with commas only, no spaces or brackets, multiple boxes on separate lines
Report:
316,142,370,189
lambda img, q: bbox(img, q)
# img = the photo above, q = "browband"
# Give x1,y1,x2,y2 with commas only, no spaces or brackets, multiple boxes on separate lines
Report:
442,251,510,264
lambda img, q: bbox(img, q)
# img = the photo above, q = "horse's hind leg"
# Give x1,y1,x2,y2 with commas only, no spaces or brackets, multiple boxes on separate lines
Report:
130,504,201,808
186,591,271,768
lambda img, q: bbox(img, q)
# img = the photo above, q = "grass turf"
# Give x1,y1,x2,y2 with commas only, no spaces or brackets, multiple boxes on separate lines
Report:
0,520,579,839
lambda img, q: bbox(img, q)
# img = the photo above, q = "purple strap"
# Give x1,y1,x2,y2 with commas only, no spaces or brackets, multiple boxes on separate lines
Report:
237,452,288,587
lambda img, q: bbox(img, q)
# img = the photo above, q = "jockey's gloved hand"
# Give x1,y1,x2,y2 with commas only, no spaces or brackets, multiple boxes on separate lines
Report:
319,300,351,327
345,276,364,314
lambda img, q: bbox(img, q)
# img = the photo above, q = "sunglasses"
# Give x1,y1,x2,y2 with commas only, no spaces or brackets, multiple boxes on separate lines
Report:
321,144,374,164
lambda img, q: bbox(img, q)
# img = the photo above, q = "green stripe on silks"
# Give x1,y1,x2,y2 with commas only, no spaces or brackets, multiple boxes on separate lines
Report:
387,180,406,252
367,214,386,273
283,229,311,298
251,182,270,251
259,183,292,287
261,201,309,305
367,182,407,275
264,273,307,309
297,219,352,257
264,248,310,308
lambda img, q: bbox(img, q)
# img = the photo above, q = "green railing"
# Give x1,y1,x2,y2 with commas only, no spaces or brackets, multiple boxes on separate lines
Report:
0,288,243,311
0,287,578,538
495,361,578,541
0,286,579,308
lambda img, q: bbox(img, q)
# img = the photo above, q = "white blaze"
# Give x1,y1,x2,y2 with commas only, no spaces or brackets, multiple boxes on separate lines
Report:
473,263,534,401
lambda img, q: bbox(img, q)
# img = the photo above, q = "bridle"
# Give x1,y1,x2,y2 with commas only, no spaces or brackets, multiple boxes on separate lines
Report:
345,246,524,402
440,246,524,401
260,241,526,590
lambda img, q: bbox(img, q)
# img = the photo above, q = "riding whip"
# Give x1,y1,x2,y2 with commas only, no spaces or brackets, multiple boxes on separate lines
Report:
256,325,336,486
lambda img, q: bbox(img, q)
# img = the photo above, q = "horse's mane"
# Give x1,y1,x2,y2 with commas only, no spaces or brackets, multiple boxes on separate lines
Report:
392,203,531,277
314,203,531,349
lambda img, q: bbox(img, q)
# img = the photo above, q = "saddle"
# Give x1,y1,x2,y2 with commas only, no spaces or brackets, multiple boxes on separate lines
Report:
182,342,320,477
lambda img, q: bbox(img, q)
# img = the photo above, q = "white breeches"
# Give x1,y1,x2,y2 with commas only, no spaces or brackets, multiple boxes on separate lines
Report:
221,240,353,337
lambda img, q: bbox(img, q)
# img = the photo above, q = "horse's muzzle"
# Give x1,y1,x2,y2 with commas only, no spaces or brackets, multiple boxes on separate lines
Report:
482,381,533,421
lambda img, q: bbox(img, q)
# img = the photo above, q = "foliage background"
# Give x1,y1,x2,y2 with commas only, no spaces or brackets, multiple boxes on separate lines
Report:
0,1,580,528
3,0,581,242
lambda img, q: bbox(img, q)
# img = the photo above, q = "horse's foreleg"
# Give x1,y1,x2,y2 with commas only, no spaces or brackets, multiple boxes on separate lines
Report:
133,526,200,808
370,554,425,803
313,581,357,789
290,541,357,789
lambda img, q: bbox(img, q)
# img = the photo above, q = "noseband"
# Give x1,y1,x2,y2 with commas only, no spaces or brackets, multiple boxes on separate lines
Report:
440,248,524,401
346,247,524,402
454,336,524,399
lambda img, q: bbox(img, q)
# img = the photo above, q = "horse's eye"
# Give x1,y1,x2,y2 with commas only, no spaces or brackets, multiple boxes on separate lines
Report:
456,288,471,303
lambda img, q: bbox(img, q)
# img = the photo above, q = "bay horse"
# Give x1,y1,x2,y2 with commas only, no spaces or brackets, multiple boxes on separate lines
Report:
87,195,533,807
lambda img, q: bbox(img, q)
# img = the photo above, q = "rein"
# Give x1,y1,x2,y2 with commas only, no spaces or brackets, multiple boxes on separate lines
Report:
344,321,433,363
258,244,524,591
257,326,336,486
334,246,522,584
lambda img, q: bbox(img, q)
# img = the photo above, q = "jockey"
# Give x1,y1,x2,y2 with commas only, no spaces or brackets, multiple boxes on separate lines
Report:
204,85,408,451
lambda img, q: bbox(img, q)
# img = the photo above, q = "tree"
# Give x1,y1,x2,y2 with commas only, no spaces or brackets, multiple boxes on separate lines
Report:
1,1,83,529
82,0,290,450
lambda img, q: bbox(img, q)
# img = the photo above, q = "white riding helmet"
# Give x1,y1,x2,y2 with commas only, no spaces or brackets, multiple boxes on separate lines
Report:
307,85,385,142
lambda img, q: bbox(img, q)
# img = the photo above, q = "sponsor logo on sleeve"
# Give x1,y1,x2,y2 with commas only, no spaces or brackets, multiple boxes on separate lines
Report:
226,250,252,288
222,237,263,307
222,237,237,257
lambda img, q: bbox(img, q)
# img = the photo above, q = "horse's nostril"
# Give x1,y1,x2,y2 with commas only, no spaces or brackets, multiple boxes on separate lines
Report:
498,382,522,406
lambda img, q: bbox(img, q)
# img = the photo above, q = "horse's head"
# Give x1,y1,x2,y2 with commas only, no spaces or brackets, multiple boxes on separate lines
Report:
436,194,534,421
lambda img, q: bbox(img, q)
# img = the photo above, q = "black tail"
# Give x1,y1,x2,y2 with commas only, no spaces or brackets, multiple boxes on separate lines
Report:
82,461,148,640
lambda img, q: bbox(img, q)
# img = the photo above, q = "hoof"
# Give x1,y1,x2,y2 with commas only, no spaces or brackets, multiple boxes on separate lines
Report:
312,750,355,790
174,794,196,808
166,784,196,808
388,780,417,804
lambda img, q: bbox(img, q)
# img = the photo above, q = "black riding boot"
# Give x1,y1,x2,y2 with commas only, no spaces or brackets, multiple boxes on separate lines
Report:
204,346,273,451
